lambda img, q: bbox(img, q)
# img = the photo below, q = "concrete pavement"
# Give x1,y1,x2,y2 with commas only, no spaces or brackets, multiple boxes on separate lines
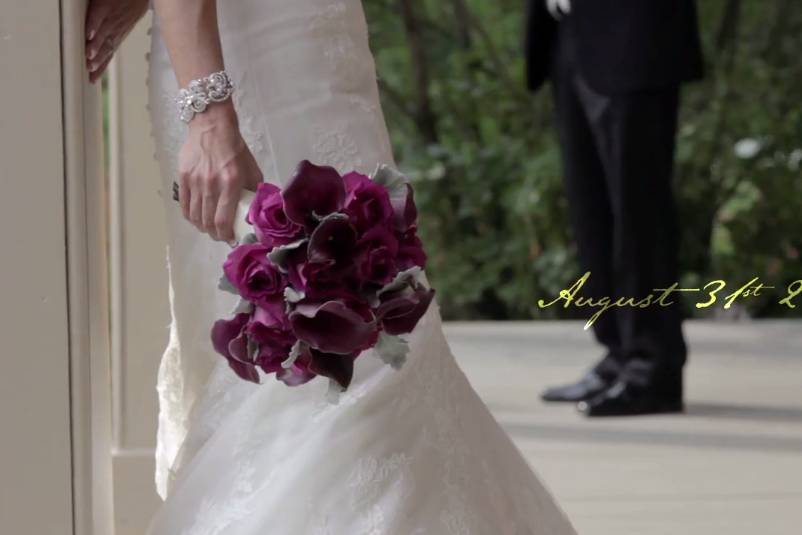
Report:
446,320,802,535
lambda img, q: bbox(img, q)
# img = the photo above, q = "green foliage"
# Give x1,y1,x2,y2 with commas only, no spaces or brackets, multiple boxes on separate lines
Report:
364,0,802,319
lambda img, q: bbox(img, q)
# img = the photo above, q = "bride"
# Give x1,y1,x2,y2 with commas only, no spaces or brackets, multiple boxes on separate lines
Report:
86,0,578,533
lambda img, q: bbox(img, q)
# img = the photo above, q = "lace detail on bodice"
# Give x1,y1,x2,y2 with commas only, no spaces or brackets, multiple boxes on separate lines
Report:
309,2,349,33
311,123,365,174
230,71,270,163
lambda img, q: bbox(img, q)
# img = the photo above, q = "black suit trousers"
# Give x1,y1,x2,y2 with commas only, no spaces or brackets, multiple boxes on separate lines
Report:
550,22,687,379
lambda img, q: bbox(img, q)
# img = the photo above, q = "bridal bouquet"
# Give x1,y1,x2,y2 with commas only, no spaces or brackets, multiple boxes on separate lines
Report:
211,160,434,393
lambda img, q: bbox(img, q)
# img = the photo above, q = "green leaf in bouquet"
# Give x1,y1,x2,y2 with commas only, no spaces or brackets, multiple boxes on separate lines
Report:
312,211,349,224
282,340,306,369
374,332,409,370
284,286,305,304
267,238,308,272
371,163,408,187
326,378,345,405
218,273,239,295
375,266,423,301
230,298,254,316
371,164,409,204
247,338,259,361
240,233,259,245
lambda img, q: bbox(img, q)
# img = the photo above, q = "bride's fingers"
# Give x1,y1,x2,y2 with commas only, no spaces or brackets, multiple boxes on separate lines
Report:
88,39,115,72
214,188,238,243
189,181,203,230
201,186,221,240
85,3,108,43
87,18,116,60
178,173,191,220
89,54,113,84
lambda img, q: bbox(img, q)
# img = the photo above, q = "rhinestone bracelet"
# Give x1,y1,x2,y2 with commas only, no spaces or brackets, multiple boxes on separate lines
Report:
176,70,234,123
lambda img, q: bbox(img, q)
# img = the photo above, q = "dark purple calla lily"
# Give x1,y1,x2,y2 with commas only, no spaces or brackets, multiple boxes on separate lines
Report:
247,182,303,246
307,349,356,390
289,300,378,355
211,313,260,383
282,160,346,226
307,214,357,265
376,283,435,335
285,242,359,302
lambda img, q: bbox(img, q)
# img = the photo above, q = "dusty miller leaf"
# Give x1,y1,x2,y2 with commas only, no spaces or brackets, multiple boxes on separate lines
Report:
374,332,409,370
267,238,308,272
218,274,239,295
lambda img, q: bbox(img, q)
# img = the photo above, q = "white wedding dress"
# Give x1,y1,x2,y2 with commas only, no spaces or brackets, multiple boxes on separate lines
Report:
146,1,577,533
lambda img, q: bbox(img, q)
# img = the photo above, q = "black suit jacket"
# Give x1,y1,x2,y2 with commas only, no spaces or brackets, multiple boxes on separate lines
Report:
525,0,704,94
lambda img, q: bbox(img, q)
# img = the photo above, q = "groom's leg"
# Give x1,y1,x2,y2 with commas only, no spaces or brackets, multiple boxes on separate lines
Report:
550,50,622,364
582,83,688,395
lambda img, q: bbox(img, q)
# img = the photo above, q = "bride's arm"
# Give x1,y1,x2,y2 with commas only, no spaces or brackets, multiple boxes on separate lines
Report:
153,0,262,242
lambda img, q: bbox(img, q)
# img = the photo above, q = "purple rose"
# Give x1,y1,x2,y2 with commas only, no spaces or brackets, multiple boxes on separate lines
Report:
289,300,378,355
376,282,435,335
343,172,395,232
282,160,346,227
223,243,287,307
396,228,427,270
247,302,295,374
211,313,260,383
247,182,303,246
354,227,399,285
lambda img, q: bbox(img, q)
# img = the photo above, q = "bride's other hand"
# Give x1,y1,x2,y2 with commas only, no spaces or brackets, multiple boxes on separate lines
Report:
85,0,150,83
177,102,263,242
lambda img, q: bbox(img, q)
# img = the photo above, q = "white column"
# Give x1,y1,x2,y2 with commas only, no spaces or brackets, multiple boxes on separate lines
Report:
107,13,170,535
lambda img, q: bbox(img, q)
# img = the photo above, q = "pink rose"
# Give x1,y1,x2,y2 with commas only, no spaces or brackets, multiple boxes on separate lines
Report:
247,182,303,246
343,172,395,232
355,227,399,285
223,243,287,307
247,303,295,374
396,228,427,270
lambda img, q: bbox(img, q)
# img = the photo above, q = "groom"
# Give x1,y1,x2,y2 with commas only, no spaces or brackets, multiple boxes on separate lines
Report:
525,0,704,416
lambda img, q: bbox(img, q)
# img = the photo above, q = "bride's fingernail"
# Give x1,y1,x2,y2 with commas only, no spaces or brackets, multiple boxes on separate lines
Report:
88,28,96,40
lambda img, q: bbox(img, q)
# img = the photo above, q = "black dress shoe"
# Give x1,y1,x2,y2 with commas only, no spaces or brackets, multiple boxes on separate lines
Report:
541,371,612,402
577,379,684,417
541,354,622,403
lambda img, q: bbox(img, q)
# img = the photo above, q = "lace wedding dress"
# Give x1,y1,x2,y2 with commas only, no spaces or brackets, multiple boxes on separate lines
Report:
146,1,577,533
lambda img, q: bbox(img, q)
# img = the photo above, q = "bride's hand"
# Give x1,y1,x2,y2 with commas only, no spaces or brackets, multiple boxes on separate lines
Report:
177,102,263,242
85,0,150,83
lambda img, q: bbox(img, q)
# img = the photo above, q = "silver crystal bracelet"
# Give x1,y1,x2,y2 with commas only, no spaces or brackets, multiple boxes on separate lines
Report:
176,70,234,123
